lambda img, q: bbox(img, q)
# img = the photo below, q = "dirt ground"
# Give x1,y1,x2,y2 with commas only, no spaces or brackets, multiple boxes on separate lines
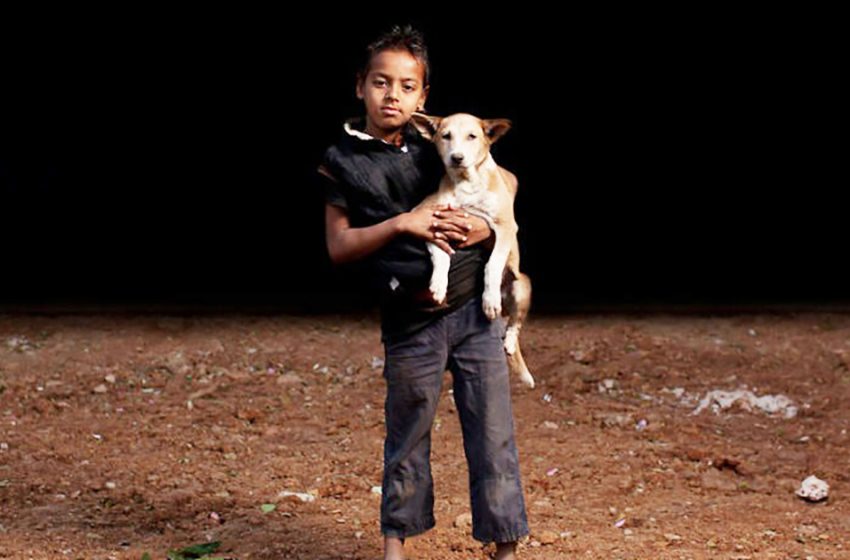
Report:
1,307,849,559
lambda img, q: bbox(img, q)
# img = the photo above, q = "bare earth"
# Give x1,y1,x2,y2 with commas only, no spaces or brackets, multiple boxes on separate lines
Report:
1,309,848,559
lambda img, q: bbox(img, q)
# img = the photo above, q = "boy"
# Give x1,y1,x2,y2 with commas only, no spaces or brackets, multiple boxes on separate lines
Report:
318,25,530,560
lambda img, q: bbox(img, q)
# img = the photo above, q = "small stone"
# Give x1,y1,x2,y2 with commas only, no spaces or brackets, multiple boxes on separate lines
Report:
454,512,473,529
104,374,117,384
92,384,108,394
664,533,682,542
537,530,559,545
277,372,303,386
278,490,315,503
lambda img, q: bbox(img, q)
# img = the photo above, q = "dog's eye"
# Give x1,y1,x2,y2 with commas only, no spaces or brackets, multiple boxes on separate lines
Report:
441,132,451,139
468,134,477,140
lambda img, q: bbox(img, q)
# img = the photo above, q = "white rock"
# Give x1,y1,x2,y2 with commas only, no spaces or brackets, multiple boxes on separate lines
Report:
598,379,618,393
796,475,829,502
692,388,797,418
278,490,315,502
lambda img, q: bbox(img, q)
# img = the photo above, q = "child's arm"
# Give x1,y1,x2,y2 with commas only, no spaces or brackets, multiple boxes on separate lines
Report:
325,203,458,265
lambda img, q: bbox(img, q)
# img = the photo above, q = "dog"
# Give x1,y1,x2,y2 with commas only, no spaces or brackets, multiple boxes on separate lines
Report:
410,112,534,388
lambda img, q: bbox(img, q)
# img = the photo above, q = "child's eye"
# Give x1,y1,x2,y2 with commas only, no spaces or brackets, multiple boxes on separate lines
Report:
373,80,386,87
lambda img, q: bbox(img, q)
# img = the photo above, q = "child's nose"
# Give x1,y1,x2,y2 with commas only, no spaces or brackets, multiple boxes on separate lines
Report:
384,84,401,100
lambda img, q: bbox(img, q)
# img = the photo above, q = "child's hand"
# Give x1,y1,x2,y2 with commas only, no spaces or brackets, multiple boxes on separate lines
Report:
433,205,494,250
399,204,457,255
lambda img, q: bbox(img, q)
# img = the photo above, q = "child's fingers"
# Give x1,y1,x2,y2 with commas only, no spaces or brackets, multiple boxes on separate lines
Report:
434,238,455,255
431,220,465,236
432,216,469,233
436,230,467,242
433,208,469,218
441,217,474,232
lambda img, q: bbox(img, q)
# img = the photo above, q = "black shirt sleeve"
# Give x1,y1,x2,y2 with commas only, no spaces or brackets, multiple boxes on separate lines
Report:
317,164,348,210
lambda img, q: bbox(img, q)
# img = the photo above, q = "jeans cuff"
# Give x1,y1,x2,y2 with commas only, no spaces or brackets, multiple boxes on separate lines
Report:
472,522,530,544
381,515,436,539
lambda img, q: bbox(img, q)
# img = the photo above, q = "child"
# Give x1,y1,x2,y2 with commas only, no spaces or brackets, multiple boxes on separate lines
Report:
318,25,530,560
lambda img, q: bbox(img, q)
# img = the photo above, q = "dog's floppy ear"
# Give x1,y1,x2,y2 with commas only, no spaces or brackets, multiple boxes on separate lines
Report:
411,112,442,141
483,119,512,144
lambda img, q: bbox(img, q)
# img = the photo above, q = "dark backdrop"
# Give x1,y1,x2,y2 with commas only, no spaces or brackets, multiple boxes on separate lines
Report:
1,9,839,311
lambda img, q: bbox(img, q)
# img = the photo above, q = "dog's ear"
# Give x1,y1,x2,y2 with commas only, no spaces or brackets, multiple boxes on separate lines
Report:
411,112,442,141
483,119,512,144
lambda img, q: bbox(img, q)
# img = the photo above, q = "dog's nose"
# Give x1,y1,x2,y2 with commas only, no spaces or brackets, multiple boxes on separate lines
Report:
451,153,465,164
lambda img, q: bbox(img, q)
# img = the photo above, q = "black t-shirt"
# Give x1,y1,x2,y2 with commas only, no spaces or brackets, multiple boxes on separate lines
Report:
319,117,489,343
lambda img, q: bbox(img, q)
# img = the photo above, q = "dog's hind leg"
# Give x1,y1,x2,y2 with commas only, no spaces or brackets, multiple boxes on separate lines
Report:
502,241,534,387
483,224,515,320
504,272,534,388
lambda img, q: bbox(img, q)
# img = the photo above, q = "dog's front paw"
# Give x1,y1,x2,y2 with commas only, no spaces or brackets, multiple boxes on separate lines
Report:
429,277,448,305
482,290,502,320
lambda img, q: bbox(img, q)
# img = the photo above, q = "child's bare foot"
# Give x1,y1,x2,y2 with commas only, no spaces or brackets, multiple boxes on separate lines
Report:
383,536,405,560
494,541,517,560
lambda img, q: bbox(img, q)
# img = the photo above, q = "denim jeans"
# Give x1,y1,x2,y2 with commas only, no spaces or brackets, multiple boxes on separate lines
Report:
379,293,530,544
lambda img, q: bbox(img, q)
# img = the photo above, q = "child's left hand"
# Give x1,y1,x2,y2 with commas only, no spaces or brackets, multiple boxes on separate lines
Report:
431,204,494,250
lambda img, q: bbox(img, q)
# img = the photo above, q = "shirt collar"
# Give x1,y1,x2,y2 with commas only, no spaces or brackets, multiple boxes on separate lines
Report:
344,117,410,153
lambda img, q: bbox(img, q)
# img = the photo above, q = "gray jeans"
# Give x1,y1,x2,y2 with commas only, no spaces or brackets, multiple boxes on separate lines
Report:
379,294,530,544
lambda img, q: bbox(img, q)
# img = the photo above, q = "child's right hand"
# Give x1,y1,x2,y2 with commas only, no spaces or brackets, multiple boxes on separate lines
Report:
399,204,464,256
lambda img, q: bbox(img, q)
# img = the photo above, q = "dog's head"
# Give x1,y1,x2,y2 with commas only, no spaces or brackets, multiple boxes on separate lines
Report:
411,112,511,171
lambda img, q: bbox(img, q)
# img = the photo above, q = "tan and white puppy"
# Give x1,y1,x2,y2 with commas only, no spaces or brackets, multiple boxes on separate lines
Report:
411,112,534,388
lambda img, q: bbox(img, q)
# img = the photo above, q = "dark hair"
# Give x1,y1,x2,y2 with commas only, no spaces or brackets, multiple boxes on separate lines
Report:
357,25,430,88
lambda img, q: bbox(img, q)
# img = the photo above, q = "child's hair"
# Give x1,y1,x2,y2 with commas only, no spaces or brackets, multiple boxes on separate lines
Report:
357,24,431,88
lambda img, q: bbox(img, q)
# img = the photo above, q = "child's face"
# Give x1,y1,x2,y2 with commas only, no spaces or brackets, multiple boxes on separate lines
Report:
356,49,428,138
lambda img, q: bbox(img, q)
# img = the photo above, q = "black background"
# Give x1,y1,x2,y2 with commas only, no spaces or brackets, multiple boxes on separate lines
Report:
1,9,840,311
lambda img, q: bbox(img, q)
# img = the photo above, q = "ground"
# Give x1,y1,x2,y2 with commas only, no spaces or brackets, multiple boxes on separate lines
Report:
1,308,848,559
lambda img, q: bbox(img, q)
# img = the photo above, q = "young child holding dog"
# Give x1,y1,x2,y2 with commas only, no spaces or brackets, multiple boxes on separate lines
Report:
318,25,530,560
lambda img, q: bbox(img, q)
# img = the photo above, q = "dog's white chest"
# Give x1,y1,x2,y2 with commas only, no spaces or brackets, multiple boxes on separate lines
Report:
451,180,498,218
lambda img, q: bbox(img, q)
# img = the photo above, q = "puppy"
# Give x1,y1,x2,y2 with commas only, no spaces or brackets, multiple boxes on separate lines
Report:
411,112,534,388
